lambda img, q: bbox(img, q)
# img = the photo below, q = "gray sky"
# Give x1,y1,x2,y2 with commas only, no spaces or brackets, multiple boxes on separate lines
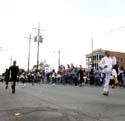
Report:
0,0,125,73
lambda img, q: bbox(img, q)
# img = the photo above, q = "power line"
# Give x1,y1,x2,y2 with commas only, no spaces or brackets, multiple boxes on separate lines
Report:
104,26,125,35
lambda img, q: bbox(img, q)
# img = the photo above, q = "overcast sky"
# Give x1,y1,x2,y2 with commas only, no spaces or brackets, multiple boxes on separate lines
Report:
1,0,125,73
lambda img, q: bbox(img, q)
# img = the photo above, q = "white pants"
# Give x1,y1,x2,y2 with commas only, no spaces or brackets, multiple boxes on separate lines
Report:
103,68,112,92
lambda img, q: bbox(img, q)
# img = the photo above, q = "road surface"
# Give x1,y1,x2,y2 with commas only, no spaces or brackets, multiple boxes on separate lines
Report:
0,83,125,121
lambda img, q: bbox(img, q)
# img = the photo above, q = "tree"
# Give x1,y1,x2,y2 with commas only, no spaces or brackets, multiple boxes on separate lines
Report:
32,60,50,72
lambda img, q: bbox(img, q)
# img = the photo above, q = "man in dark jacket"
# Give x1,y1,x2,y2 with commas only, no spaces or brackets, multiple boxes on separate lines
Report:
9,61,19,93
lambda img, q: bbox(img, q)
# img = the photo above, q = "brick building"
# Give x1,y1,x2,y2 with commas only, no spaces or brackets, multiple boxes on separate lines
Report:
86,48,125,69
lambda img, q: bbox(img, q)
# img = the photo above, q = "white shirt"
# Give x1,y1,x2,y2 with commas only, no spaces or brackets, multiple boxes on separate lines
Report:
99,56,114,69
112,56,117,66
110,69,117,79
112,69,117,78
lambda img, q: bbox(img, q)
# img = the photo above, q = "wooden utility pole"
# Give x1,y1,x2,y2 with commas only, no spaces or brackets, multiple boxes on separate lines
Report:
91,37,94,68
58,50,60,69
33,23,44,71
25,33,32,73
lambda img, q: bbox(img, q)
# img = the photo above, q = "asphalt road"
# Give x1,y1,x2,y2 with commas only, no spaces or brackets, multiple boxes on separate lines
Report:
0,82,125,121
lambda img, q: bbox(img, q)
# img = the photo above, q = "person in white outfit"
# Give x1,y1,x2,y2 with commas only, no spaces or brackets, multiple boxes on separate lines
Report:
99,51,117,96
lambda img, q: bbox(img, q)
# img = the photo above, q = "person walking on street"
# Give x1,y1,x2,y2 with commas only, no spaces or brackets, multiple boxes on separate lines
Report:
9,61,19,94
99,51,117,96
4,68,10,89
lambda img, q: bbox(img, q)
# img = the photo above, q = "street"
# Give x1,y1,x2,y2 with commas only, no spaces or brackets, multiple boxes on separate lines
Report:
0,83,125,121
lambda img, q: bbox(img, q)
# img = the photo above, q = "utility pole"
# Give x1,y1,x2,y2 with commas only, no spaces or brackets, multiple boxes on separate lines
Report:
25,33,32,74
10,56,12,66
58,50,60,69
91,37,94,68
33,23,44,71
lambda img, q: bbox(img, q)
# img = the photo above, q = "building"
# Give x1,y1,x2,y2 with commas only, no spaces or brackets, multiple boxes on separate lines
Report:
86,48,125,69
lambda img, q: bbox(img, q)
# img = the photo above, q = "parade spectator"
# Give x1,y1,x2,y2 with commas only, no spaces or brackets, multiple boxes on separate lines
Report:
94,68,101,86
122,72,125,87
89,68,94,85
20,72,26,87
118,65,124,86
72,68,78,86
51,69,56,86
78,65,84,87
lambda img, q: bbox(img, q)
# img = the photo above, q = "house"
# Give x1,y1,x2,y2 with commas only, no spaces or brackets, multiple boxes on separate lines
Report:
86,48,125,69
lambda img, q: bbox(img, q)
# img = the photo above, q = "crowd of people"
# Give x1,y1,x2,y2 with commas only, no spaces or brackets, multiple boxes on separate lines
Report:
2,62,125,88
43,63,125,88
1,51,125,95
